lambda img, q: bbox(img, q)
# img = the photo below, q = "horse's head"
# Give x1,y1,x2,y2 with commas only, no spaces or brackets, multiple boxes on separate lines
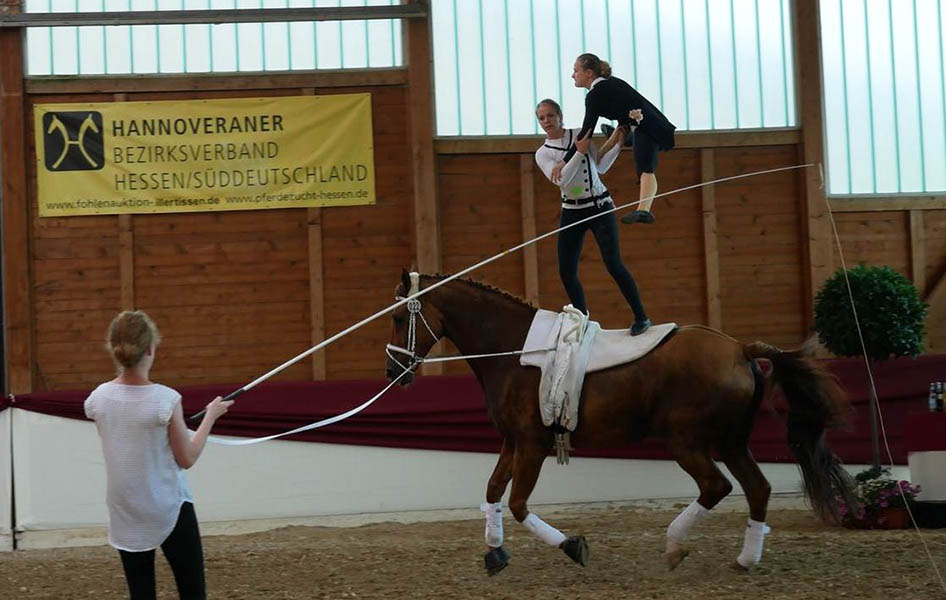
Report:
385,269,445,386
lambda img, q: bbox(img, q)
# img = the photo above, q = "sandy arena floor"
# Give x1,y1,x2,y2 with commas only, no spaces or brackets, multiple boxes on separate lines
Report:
2,505,945,599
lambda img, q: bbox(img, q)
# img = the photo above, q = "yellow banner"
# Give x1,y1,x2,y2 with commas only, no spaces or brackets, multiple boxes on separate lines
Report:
34,94,375,217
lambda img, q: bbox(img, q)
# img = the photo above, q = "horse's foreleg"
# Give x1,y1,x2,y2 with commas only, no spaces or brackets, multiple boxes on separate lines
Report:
482,439,514,576
508,442,588,567
721,446,772,570
666,444,733,570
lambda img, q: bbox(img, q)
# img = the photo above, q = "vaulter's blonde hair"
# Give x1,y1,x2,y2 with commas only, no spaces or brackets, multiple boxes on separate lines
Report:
106,310,161,369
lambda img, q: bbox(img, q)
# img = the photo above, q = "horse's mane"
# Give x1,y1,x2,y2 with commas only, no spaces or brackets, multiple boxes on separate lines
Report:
422,273,537,311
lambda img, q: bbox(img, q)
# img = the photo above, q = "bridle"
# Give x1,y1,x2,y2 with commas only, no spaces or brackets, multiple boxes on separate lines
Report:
385,272,440,374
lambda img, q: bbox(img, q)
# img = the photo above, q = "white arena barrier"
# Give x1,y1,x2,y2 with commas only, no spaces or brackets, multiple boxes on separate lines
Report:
0,409,11,551
8,408,902,550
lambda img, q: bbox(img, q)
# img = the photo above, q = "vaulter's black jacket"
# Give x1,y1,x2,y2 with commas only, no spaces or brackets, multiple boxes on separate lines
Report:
564,76,676,163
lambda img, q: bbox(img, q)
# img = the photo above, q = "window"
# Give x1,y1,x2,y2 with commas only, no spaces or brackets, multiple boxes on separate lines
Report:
430,0,797,135
24,0,403,75
820,0,946,194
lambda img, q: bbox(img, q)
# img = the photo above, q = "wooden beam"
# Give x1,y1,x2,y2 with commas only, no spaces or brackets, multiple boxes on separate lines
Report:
434,129,802,154
403,3,441,375
119,214,135,309
114,93,135,311
307,208,327,380
795,0,833,333
829,195,946,212
25,68,408,95
909,210,926,296
0,8,31,394
923,270,946,354
519,155,539,305
302,87,326,380
701,149,721,329
0,4,427,27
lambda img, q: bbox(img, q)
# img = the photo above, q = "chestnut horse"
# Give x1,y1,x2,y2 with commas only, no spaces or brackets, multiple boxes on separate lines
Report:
385,271,853,575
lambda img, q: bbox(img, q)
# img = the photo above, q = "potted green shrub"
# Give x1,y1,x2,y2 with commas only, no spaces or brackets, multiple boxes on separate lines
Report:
813,265,928,467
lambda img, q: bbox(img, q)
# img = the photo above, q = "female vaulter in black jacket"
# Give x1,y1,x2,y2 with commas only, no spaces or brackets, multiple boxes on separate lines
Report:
561,53,676,225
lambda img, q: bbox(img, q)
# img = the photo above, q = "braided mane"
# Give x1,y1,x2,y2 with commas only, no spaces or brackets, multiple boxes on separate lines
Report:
421,273,537,311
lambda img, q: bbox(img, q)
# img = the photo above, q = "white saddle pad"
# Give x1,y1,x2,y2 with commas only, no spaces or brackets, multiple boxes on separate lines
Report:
520,309,677,372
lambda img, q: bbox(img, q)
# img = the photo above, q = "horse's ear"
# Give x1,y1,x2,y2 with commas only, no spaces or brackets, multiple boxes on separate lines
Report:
401,268,411,291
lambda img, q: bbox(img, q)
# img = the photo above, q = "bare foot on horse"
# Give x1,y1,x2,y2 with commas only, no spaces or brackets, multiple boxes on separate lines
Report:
665,547,689,570
559,535,589,566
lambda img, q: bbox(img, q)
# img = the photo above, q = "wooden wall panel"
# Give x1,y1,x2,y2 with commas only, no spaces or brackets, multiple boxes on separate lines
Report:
919,210,946,352
715,145,806,348
923,210,946,295
133,210,311,388
924,209,946,355
438,153,526,375
830,212,911,278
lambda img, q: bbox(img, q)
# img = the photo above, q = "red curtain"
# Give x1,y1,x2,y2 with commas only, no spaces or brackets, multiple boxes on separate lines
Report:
9,355,945,465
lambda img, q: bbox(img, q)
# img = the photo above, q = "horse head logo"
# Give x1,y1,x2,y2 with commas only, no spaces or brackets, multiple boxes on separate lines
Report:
42,111,104,171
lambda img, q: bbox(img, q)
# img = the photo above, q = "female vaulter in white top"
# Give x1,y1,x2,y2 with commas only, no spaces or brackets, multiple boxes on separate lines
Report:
534,98,650,336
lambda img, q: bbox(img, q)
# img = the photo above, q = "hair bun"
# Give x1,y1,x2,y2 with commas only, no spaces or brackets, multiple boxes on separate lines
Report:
600,60,612,78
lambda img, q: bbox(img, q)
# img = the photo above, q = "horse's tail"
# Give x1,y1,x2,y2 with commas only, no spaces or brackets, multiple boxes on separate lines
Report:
743,339,855,523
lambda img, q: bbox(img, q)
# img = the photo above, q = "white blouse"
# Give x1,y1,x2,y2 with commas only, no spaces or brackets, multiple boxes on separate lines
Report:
534,127,621,205
85,381,193,552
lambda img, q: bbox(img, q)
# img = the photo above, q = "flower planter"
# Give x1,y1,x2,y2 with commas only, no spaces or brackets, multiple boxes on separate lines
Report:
844,507,911,529
838,468,921,529
878,507,909,529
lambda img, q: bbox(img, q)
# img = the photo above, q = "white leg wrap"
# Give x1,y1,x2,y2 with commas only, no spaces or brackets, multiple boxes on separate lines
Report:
735,519,771,568
481,502,503,547
666,500,711,552
522,513,567,547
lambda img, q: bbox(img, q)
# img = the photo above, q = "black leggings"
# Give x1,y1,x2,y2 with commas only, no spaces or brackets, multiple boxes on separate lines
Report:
118,502,206,600
557,201,647,321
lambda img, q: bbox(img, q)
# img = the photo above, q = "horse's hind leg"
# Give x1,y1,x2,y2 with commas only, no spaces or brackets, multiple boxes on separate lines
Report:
720,445,772,570
508,441,588,567
666,444,734,570
482,439,514,575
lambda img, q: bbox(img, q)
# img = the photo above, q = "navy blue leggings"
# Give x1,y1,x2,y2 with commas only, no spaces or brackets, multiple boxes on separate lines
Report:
118,502,206,600
557,201,647,321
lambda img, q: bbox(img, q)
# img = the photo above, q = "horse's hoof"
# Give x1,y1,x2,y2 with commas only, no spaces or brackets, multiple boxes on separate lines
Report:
561,535,589,566
729,560,750,573
484,546,510,576
665,548,689,571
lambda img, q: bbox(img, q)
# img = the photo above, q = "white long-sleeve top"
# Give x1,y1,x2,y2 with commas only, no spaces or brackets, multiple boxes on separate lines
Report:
85,381,193,551
534,127,621,208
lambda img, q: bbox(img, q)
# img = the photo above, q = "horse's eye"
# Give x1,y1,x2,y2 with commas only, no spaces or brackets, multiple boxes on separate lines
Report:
393,315,404,326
